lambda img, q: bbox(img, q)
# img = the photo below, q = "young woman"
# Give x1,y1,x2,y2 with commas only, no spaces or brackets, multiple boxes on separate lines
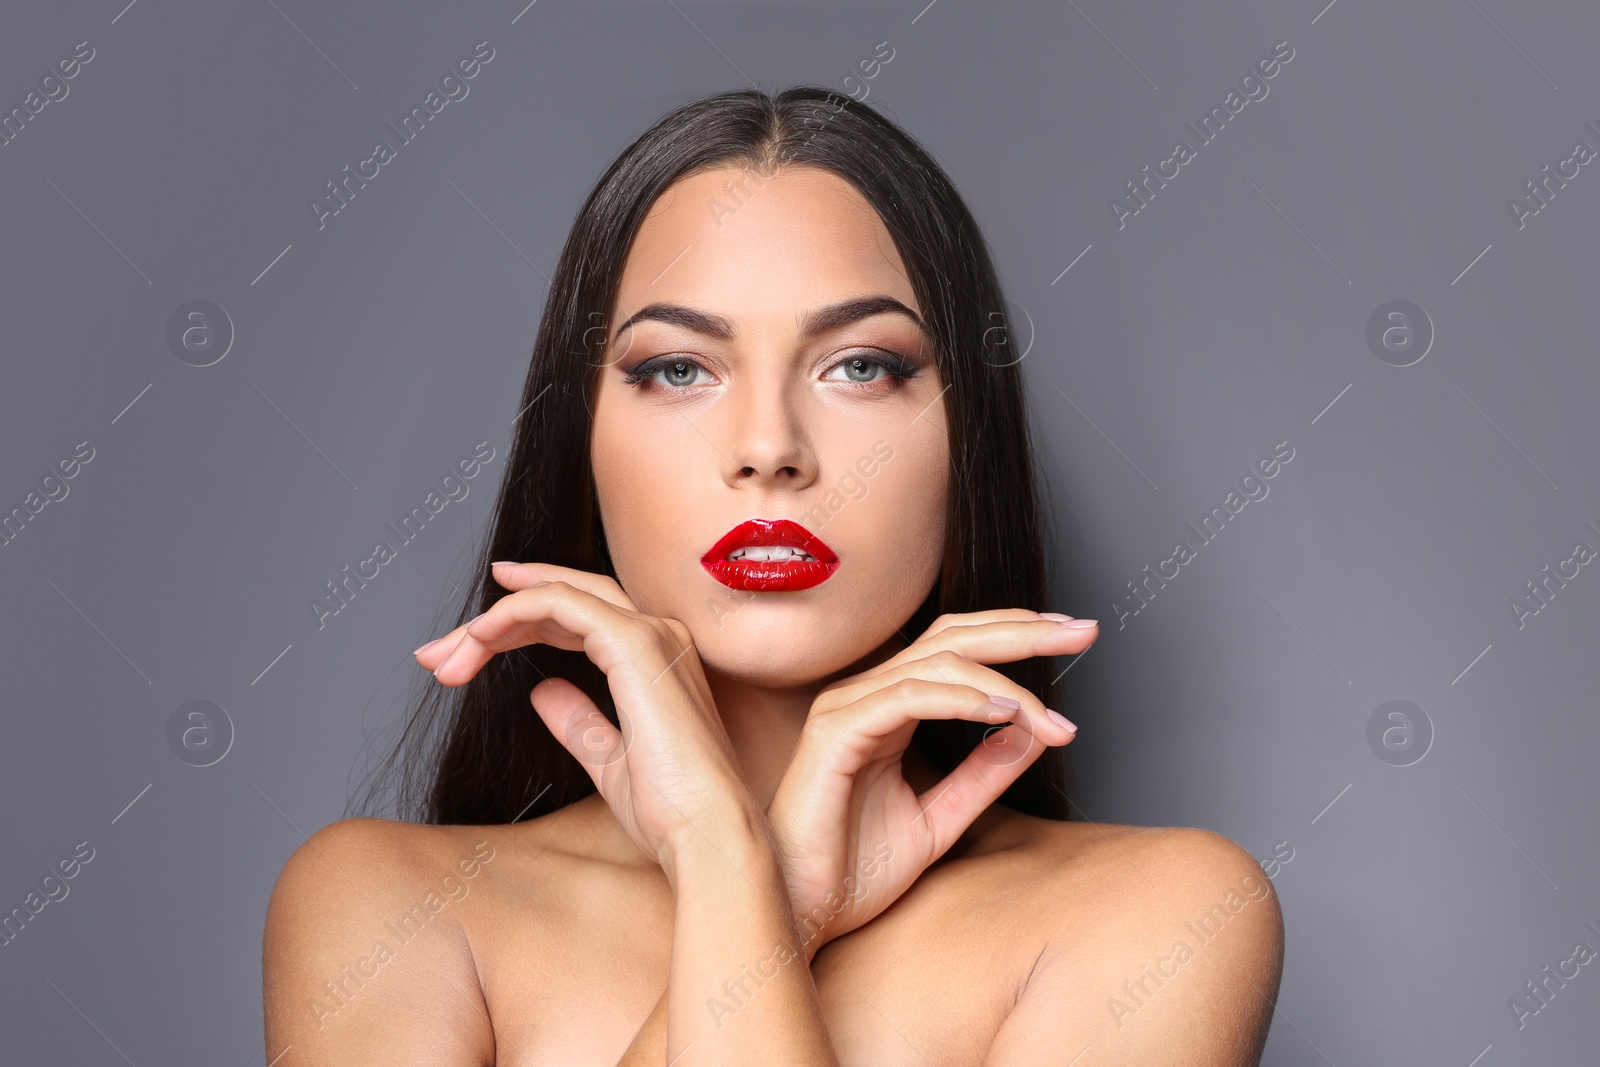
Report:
263,86,1284,1065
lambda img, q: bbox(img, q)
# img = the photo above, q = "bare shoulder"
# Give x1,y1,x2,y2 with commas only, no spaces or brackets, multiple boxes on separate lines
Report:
983,814,1286,1065
262,816,500,1066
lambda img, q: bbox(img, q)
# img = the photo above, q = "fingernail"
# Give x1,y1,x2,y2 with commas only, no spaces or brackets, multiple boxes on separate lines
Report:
1039,612,1074,622
490,560,518,567
1063,619,1098,629
1045,709,1077,733
988,694,1021,709
413,637,445,656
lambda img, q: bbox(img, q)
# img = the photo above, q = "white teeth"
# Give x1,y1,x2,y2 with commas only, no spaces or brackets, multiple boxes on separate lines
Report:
728,545,816,562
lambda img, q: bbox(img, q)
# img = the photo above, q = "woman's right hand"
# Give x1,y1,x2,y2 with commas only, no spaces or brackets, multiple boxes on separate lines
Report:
413,562,761,877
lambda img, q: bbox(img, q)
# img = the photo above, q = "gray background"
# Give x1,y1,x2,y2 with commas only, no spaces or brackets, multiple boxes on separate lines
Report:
2,0,1596,1063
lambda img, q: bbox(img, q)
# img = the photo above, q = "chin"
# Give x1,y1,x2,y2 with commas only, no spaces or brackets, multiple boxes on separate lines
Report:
695,608,905,690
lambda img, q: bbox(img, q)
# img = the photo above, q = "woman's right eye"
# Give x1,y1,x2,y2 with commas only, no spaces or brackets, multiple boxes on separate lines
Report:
621,357,709,390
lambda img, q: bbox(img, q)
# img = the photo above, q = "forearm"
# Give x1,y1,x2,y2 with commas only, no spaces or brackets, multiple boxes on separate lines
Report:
660,811,839,1065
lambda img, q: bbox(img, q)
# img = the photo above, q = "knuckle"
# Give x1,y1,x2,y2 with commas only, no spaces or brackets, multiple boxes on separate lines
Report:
800,710,837,746
886,675,934,703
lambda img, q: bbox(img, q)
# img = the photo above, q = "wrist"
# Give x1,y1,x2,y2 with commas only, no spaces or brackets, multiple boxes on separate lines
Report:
658,801,775,890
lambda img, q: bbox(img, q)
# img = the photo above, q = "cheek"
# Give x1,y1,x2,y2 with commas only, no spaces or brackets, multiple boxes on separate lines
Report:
590,402,706,613
835,443,948,597
590,405,657,573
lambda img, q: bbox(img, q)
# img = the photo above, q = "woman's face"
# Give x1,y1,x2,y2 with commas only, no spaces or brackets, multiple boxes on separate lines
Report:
590,162,950,687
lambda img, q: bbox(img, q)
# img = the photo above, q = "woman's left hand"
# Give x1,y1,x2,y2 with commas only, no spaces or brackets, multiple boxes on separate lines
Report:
765,609,1097,960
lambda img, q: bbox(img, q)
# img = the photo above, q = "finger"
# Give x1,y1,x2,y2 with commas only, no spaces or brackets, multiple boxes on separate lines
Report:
527,676,628,800
430,581,646,686
822,649,1077,747
796,675,1074,783
490,560,638,612
850,611,1097,690
415,564,637,667
913,720,1051,859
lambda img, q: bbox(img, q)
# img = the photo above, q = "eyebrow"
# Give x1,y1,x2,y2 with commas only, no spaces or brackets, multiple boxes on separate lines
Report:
608,295,926,346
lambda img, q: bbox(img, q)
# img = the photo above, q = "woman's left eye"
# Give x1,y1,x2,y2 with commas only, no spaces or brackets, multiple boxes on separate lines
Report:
824,352,918,387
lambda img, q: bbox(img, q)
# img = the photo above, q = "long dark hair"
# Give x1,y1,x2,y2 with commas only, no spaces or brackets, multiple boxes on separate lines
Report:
352,85,1078,826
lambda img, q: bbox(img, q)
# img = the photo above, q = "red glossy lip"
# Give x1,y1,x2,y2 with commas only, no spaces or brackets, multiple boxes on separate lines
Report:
701,518,840,592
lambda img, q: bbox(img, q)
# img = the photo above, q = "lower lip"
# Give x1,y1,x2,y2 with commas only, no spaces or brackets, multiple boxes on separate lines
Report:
701,556,840,592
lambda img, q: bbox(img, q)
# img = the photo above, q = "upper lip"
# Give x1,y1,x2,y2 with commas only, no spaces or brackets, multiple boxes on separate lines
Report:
702,518,839,564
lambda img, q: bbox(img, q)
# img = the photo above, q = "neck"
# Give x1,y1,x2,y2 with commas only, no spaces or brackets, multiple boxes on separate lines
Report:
569,629,967,867
704,627,947,808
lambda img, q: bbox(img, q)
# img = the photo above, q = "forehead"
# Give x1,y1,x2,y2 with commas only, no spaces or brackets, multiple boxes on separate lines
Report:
612,164,920,325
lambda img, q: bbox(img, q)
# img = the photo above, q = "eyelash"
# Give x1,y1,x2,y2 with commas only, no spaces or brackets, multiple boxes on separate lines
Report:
620,351,920,393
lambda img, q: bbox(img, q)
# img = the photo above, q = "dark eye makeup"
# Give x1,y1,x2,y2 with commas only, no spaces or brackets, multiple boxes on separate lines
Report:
619,350,921,393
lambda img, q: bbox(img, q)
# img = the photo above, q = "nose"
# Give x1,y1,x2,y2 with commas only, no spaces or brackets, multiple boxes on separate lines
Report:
718,370,819,492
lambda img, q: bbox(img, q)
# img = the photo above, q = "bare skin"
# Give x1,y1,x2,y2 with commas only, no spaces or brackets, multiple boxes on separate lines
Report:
262,162,1284,1065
